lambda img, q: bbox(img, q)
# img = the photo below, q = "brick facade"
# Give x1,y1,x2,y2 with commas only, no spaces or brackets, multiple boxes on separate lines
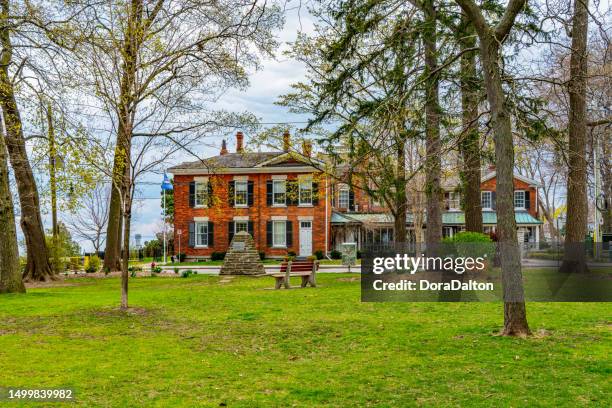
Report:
480,176,538,217
170,132,540,256
173,172,331,259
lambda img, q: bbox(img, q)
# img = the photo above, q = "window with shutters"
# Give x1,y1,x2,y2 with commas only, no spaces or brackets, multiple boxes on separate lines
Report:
272,221,286,247
273,180,286,206
481,191,492,210
235,220,248,233
299,179,312,205
514,191,525,210
338,185,350,209
234,181,248,207
195,222,208,247
195,182,208,207
445,192,461,211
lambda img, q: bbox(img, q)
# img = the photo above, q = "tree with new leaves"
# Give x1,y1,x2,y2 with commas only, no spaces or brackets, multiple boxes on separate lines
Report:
62,0,282,284
61,0,282,308
0,0,54,281
455,0,530,336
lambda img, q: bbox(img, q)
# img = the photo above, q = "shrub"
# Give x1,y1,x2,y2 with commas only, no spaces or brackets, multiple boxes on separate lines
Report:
69,257,81,271
174,267,179,274
128,266,142,278
287,250,296,257
211,251,226,261
177,253,187,262
330,250,341,259
181,269,193,278
259,251,266,261
85,255,101,273
442,232,495,262
314,250,324,260
356,250,362,259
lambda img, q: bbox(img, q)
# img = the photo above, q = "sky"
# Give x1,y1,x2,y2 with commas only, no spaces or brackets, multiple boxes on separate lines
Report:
76,6,318,252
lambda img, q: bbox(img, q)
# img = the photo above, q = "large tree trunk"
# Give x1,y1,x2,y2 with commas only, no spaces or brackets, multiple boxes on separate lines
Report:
456,0,530,337
0,112,25,294
480,36,530,336
562,0,589,273
394,138,408,248
602,134,611,233
423,0,442,249
103,0,142,272
0,1,53,282
458,17,483,233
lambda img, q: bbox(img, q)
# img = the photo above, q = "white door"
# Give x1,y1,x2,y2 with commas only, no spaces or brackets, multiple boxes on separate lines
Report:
299,221,313,257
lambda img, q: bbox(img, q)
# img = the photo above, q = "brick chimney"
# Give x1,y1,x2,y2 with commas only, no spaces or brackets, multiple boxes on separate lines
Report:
302,140,312,157
283,130,290,152
220,139,228,155
236,131,244,153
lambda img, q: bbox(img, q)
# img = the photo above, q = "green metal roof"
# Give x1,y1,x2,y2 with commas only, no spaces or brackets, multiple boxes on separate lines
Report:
331,211,542,225
443,211,541,225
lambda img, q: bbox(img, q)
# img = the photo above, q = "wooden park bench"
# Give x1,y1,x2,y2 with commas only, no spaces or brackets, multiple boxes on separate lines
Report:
271,259,318,289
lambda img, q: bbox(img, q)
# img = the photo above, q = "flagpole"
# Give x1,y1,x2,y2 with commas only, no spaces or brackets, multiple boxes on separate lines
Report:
163,179,167,265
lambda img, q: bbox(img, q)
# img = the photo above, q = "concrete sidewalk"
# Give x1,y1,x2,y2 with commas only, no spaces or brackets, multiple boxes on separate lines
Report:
159,264,362,275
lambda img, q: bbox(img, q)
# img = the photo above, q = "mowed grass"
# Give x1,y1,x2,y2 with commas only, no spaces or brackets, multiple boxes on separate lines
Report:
0,274,609,407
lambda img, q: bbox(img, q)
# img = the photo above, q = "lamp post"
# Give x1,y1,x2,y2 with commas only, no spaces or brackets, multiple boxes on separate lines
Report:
177,229,182,263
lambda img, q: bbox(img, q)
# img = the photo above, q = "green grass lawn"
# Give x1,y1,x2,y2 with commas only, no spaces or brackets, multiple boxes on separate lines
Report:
0,274,609,407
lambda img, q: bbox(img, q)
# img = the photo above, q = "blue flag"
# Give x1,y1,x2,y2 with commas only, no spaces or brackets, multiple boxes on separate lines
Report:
161,173,173,191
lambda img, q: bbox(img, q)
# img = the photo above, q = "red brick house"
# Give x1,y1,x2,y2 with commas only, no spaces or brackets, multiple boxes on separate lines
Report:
329,169,542,248
168,132,332,259
169,132,542,259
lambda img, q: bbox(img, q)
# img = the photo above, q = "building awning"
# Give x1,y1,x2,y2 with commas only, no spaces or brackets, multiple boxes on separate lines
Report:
443,211,542,225
331,211,542,226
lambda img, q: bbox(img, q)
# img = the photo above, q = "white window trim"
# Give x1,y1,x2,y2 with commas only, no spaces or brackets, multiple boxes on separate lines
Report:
194,181,208,208
234,220,249,233
272,220,287,248
194,221,209,248
338,184,350,209
299,179,313,206
234,180,248,207
481,191,492,210
272,179,286,207
514,190,526,210
446,192,461,211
